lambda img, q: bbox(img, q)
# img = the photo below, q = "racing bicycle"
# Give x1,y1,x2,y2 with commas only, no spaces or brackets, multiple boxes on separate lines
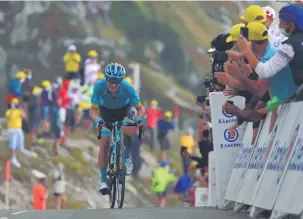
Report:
97,119,143,209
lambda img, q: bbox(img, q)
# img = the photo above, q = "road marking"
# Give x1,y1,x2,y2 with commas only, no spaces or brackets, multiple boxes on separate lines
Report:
11,211,27,215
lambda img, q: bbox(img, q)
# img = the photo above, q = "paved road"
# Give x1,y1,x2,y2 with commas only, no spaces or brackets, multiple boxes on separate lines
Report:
1,207,249,219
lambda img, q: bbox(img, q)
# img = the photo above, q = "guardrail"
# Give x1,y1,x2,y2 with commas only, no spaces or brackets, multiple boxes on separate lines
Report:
206,91,303,219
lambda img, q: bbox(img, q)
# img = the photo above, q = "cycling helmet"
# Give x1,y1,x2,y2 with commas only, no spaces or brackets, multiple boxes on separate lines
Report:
104,63,126,79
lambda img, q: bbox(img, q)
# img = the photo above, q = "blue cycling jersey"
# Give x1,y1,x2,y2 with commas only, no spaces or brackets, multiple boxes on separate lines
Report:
91,78,141,109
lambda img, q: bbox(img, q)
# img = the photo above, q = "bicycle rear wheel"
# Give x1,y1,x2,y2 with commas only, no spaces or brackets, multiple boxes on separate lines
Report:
108,147,116,208
116,134,126,209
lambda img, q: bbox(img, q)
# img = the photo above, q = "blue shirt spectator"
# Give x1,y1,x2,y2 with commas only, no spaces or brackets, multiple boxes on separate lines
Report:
157,112,174,138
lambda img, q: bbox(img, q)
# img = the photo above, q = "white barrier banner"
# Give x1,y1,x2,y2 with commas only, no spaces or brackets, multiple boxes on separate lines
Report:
269,102,303,216
253,103,302,211
237,111,273,205
208,151,217,207
209,92,246,208
224,122,254,202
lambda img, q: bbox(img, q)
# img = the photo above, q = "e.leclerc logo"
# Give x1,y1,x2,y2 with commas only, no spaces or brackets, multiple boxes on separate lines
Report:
221,128,242,148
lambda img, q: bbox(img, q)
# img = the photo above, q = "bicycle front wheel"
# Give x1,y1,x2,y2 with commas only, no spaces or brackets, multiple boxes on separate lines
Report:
108,146,116,208
116,134,126,209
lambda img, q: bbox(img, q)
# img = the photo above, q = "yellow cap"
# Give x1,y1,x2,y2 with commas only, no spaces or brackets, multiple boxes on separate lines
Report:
98,72,105,79
226,23,246,42
164,111,172,118
88,50,98,57
16,71,27,79
32,86,42,94
11,98,19,104
150,100,158,106
42,80,52,88
240,5,266,23
124,76,133,85
246,22,269,41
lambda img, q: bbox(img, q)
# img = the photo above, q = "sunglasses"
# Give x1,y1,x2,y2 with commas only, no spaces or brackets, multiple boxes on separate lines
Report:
106,77,123,85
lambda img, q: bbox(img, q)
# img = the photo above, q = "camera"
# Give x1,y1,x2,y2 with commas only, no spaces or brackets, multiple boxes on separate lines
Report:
210,33,234,74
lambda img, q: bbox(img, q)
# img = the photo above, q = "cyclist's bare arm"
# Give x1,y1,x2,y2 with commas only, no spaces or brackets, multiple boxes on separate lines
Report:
89,105,100,121
135,103,145,118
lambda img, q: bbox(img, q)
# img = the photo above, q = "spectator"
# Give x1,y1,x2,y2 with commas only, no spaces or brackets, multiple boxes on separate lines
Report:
5,98,26,168
50,161,66,210
66,83,82,134
146,100,162,151
237,4,303,101
151,161,175,208
28,86,42,146
157,111,174,162
184,123,213,182
49,82,62,155
173,173,192,207
79,81,94,130
58,79,70,143
21,68,34,116
40,80,52,133
63,44,82,81
80,50,100,86
240,4,266,25
6,71,27,108
32,176,48,210
180,127,195,174
262,6,287,48
173,105,180,131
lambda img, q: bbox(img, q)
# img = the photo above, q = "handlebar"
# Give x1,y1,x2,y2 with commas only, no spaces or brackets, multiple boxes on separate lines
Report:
97,121,144,141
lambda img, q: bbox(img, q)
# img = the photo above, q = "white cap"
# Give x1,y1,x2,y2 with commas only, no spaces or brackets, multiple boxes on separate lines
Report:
263,6,276,19
68,44,77,51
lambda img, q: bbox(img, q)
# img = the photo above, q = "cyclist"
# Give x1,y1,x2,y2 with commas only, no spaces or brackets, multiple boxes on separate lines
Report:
90,63,146,195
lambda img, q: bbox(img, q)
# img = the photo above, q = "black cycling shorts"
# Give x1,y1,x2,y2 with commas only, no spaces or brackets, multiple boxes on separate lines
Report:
99,104,134,130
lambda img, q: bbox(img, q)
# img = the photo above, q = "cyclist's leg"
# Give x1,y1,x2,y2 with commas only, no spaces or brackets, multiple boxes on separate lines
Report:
98,127,111,194
122,106,137,175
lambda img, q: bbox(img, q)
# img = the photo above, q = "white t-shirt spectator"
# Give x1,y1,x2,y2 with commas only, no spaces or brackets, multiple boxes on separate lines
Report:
268,25,288,48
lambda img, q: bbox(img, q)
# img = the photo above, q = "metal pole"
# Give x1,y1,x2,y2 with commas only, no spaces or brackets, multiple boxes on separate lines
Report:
129,63,141,95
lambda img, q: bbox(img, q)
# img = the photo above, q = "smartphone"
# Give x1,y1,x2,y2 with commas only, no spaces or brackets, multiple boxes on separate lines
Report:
240,27,249,40
196,95,207,104
226,100,234,105
205,98,210,106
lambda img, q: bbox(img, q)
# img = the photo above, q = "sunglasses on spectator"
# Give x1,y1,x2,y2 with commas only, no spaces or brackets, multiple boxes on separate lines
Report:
106,77,123,85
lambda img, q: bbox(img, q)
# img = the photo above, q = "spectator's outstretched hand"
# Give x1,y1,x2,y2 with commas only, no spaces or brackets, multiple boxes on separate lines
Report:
239,60,253,76
224,62,241,78
236,35,250,53
223,88,238,98
215,72,230,85
222,102,240,116
226,51,243,62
